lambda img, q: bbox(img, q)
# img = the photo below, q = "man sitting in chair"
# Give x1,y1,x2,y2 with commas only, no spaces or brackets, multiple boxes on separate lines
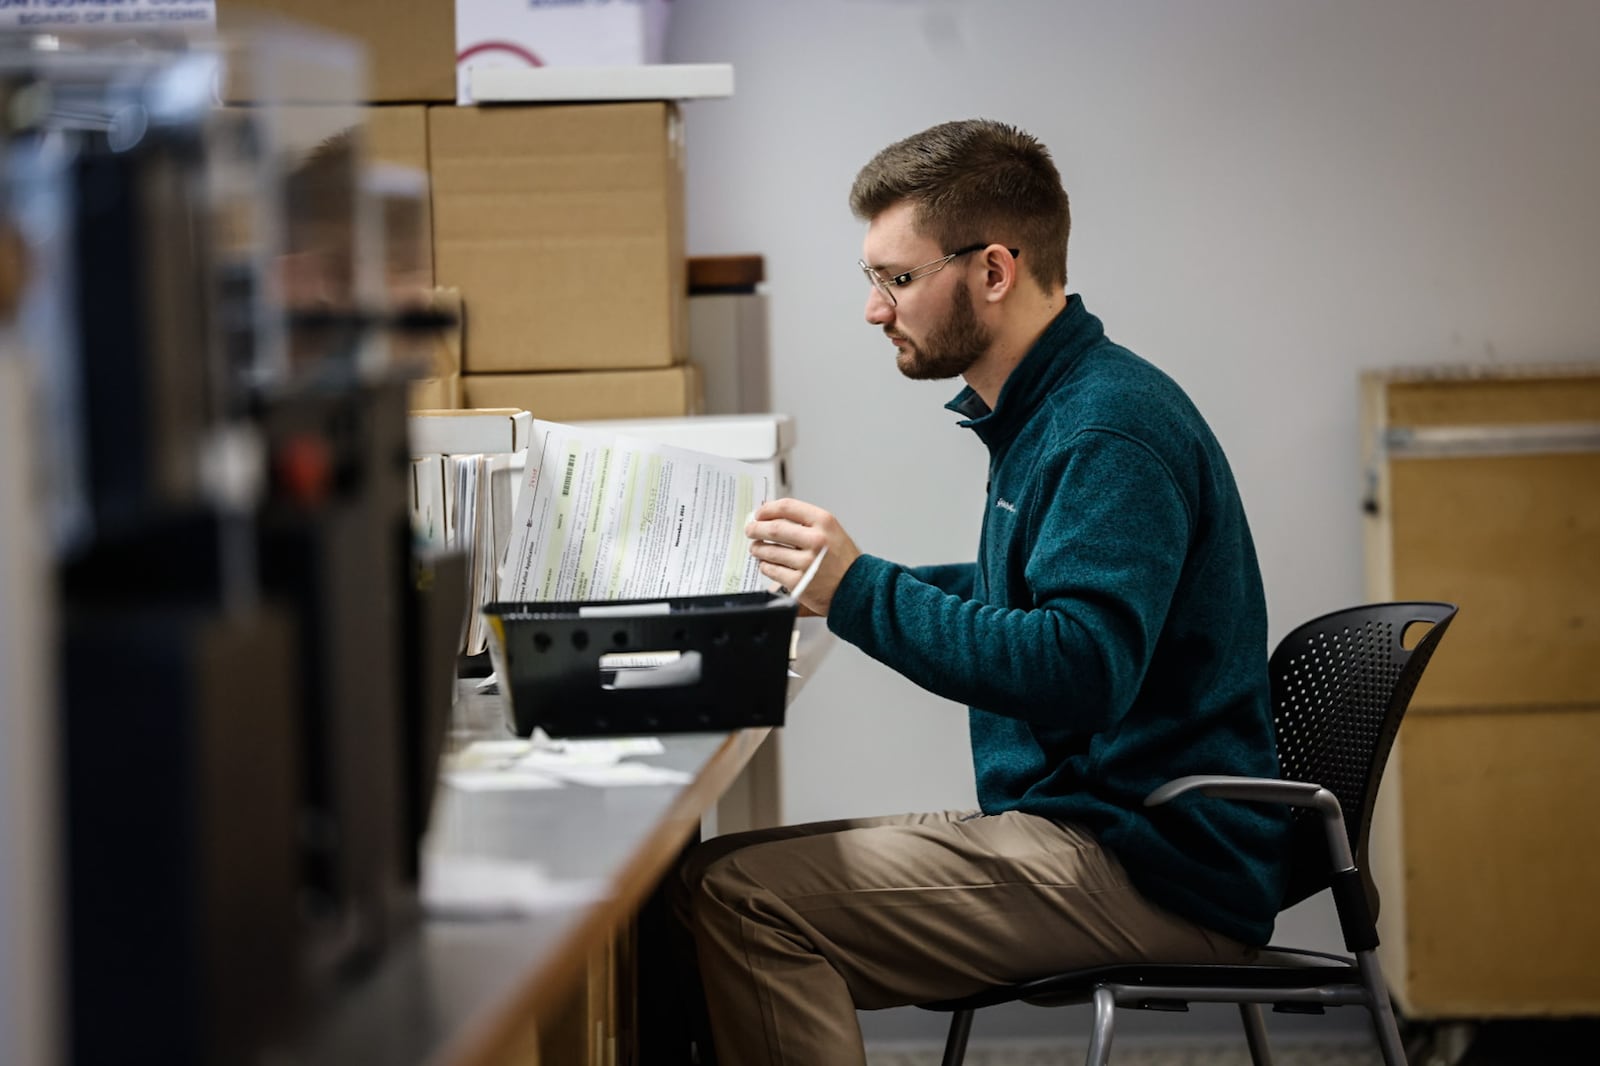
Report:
676,118,1291,1066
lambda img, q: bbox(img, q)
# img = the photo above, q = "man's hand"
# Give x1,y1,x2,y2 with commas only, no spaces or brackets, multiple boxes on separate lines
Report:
746,498,861,617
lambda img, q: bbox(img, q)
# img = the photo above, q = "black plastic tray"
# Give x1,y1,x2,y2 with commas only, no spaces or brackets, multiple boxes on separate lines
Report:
483,591,798,738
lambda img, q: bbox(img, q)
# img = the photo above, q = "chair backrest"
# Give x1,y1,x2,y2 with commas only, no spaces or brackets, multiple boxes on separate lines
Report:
1268,601,1457,911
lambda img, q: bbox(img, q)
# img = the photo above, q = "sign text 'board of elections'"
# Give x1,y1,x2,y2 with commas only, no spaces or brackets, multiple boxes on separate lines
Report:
0,0,215,31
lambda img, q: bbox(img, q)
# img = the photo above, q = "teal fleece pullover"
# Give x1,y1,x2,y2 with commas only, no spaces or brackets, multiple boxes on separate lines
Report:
827,296,1289,946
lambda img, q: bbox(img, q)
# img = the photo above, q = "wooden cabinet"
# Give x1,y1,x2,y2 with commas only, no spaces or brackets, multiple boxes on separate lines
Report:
538,929,634,1066
1361,364,1600,1018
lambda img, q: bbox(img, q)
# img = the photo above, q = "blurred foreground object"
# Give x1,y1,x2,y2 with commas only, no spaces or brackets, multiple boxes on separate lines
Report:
0,19,462,1065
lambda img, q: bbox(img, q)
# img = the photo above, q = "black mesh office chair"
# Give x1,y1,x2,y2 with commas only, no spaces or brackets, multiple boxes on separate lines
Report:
918,601,1458,1066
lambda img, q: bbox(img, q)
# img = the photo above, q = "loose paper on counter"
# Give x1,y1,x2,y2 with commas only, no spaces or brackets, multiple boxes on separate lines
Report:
499,419,772,603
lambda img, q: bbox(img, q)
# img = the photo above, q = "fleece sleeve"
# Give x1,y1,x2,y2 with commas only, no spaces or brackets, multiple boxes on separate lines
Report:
903,562,977,598
827,430,1192,730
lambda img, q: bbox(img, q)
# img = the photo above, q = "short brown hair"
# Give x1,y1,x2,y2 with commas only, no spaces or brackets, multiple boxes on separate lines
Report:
850,119,1070,292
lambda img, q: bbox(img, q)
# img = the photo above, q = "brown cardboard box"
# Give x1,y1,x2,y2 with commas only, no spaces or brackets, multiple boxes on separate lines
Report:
409,374,461,412
366,106,433,284
424,288,463,377
222,104,431,281
401,290,461,410
217,0,456,103
462,366,701,422
429,102,688,374
366,106,429,174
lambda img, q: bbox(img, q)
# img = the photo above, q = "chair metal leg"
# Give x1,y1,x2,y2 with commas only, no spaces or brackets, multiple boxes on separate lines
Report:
1239,1002,1274,1066
1084,986,1116,1066
1357,949,1409,1066
939,1009,974,1066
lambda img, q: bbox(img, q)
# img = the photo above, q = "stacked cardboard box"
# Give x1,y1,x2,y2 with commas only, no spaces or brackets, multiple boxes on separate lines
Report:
301,98,701,417
217,0,457,104
431,101,699,421
688,255,768,415
369,99,701,418
221,0,673,105
404,289,463,411
363,107,463,409
463,365,699,421
221,2,703,421
365,106,432,274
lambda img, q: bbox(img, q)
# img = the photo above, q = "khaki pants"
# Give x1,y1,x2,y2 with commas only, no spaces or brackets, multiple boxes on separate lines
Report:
673,810,1254,1066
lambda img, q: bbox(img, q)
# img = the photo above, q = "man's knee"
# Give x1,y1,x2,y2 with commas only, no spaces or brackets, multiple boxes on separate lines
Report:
668,841,711,928
672,832,761,927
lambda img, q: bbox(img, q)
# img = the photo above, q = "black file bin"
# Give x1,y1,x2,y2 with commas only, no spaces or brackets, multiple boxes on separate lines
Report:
483,591,799,737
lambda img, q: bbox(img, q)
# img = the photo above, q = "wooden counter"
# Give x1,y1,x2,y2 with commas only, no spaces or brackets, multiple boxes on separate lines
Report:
286,618,833,1065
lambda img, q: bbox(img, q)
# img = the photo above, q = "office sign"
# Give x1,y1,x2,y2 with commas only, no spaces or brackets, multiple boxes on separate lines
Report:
0,0,215,31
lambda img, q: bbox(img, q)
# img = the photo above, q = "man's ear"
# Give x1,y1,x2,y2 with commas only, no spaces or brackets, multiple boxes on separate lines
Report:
980,244,1018,304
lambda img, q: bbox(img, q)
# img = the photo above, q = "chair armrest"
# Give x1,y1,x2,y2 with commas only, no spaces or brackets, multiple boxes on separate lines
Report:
1144,775,1354,871
1145,775,1330,810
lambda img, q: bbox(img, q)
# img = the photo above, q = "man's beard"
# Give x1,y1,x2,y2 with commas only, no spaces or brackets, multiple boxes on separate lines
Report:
893,280,991,381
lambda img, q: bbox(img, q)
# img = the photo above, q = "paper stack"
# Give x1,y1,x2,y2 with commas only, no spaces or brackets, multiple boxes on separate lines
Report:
409,409,532,655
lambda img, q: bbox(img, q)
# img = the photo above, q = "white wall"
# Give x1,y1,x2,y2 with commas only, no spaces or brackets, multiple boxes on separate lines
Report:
665,0,1600,1044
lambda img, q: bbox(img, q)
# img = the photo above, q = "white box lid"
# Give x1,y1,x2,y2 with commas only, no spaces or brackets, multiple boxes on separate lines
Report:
410,409,532,457
570,414,794,461
469,63,734,104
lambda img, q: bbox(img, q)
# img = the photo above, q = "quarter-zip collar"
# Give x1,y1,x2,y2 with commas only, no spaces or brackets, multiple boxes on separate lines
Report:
943,294,1105,450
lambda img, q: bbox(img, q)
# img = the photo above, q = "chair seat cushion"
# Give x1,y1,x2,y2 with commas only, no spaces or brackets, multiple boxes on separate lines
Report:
916,948,1359,1012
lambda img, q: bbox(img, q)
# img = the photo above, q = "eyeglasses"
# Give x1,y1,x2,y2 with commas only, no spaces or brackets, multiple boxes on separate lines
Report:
858,243,1020,306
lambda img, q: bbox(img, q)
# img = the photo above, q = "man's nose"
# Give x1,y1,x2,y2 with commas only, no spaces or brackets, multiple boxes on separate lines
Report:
864,286,894,326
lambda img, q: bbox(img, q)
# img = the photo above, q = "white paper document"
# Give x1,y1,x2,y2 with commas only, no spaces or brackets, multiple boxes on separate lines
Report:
444,735,683,790
444,769,564,792
499,420,771,602
422,855,607,919
544,763,693,787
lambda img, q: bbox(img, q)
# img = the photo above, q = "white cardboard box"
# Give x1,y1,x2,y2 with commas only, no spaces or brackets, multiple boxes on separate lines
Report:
409,408,532,458
455,0,673,103
470,63,733,104
689,292,770,416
